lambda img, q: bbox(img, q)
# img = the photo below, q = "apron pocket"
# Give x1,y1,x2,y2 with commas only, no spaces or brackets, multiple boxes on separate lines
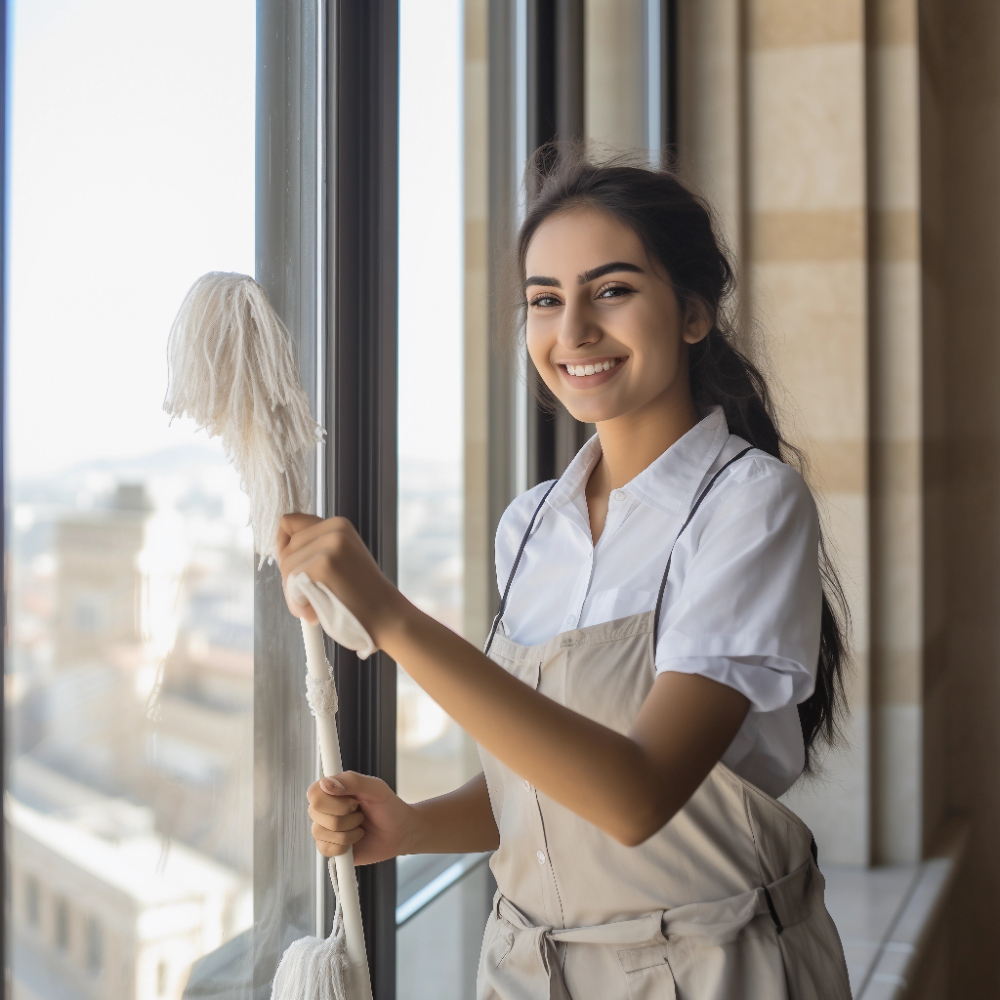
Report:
617,944,676,1000
485,924,515,969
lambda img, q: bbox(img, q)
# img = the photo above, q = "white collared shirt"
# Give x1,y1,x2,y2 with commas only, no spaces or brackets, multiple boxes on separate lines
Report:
494,406,822,798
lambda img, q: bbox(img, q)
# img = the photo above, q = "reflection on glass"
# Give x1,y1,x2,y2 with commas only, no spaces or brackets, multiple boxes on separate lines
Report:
6,2,255,997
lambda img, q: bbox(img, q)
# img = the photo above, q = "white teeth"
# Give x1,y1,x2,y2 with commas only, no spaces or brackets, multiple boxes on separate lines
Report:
565,358,620,377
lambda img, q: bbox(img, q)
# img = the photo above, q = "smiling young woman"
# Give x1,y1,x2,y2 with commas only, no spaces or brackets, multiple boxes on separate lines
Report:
279,152,853,999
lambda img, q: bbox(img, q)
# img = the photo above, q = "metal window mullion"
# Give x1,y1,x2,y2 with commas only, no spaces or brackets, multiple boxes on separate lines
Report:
526,0,587,487
325,3,399,997
645,0,677,165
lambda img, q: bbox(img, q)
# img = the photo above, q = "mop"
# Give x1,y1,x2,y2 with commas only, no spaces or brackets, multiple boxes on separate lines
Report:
164,272,375,1000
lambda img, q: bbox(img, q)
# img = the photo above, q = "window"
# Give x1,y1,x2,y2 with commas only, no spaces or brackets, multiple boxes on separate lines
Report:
5,2,255,995
395,4,495,996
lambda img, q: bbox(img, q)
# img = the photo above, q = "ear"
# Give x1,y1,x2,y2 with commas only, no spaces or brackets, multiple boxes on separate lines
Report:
681,299,712,345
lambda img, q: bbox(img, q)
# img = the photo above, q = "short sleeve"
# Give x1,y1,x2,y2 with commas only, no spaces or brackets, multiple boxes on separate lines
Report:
654,460,822,714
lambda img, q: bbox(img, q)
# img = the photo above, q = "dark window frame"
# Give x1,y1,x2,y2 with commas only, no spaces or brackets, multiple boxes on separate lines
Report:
254,2,398,995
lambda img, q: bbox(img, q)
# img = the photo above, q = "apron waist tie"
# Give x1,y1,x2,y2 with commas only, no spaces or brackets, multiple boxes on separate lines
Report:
488,859,819,1000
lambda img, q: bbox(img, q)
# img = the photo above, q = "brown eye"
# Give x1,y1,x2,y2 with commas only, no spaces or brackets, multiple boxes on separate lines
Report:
596,282,634,300
529,293,561,308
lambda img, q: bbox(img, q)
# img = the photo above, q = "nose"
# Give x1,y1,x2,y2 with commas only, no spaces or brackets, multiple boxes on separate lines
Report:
557,295,601,350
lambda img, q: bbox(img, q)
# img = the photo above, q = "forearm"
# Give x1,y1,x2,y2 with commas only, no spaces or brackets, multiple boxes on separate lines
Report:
276,515,747,846
406,773,499,855
382,608,675,842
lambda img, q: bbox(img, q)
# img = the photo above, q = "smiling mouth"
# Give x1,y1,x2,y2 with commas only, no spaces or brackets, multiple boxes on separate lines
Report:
558,357,627,378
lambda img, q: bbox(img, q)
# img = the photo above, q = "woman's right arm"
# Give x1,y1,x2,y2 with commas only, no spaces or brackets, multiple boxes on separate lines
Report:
307,770,498,864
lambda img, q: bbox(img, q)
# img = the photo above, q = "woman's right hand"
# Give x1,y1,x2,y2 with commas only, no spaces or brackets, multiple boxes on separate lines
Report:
307,771,419,865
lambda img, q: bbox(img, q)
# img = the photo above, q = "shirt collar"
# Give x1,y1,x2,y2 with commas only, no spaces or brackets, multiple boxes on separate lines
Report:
545,406,732,518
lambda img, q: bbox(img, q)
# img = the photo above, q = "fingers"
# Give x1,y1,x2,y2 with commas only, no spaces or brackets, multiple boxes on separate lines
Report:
312,820,365,857
321,771,391,804
306,772,390,812
309,803,365,833
276,513,323,555
307,779,358,815
277,515,356,569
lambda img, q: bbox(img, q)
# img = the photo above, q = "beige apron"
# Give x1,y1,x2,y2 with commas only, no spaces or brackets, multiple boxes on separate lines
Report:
476,454,852,1000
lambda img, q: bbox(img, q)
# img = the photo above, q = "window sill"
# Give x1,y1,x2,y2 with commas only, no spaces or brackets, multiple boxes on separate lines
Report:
823,820,968,999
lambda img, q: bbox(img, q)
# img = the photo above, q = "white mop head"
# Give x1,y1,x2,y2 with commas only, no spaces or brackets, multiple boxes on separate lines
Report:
163,271,322,564
271,859,348,999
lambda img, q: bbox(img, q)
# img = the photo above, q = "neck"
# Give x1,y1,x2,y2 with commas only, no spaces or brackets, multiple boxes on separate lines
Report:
593,388,701,491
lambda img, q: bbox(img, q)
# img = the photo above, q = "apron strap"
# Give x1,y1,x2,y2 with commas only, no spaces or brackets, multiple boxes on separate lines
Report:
484,479,558,655
652,446,755,642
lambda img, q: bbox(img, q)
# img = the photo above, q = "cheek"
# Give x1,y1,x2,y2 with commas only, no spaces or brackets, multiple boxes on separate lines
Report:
525,319,555,370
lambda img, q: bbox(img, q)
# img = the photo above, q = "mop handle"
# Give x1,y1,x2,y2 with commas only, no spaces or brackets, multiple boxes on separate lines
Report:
301,619,374,1000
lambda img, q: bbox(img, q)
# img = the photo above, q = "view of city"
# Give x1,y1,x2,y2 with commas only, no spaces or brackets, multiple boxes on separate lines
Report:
7,448,256,999
6,0,470,997
5,449,468,999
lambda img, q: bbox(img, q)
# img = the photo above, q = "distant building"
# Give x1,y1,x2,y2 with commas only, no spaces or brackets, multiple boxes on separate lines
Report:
8,757,251,1000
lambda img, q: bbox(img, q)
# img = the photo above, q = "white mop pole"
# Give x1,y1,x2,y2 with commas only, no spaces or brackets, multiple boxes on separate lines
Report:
301,619,374,1000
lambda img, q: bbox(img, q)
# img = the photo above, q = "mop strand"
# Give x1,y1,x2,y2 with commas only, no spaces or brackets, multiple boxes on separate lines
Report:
165,272,372,1000
163,271,322,565
271,882,349,1000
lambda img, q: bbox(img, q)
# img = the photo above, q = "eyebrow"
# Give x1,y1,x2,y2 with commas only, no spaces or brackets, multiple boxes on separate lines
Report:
577,261,643,284
523,260,644,291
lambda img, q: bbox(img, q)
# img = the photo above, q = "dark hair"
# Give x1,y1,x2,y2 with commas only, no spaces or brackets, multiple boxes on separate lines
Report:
515,148,849,771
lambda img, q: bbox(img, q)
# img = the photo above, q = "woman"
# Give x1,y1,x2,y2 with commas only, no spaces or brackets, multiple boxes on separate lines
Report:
279,154,853,999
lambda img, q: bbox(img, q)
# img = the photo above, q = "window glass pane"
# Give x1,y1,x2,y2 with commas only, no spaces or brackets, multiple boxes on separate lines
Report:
6,3,256,997
396,0,468,810
397,2,491,997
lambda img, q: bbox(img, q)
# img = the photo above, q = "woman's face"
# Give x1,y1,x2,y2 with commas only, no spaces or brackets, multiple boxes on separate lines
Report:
523,207,709,426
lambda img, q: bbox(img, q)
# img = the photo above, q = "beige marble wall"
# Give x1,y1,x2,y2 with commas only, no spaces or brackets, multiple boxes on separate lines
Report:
744,0,872,866
678,0,876,865
678,0,745,275
584,0,646,151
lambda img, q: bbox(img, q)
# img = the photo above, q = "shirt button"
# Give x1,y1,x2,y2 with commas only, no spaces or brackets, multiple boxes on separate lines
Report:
565,614,576,626
612,488,627,503
523,779,531,791
536,850,546,865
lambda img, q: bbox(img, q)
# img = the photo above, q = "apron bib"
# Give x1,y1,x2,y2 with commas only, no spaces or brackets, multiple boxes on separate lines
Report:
476,452,852,999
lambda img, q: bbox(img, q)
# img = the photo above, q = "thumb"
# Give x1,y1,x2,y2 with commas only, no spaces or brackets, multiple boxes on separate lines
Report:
322,771,387,801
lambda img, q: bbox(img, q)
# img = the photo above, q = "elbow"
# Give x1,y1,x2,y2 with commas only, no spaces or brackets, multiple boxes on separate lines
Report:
609,799,677,848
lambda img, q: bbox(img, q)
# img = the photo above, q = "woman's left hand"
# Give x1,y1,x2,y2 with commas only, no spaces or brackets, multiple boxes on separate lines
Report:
276,513,406,646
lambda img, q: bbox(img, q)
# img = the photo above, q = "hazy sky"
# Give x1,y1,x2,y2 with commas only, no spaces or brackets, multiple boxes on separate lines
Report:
8,0,256,479
8,0,463,480
398,0,463,465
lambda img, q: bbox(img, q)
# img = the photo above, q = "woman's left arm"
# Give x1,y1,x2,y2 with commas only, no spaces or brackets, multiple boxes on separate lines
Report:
279,513,749,846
